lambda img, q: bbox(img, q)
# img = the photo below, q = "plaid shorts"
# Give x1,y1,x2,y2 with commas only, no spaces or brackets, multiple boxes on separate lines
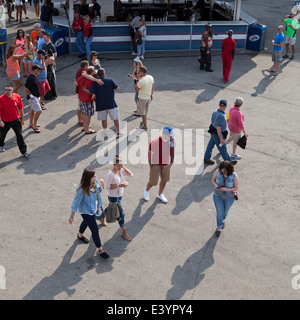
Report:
79,101,95,116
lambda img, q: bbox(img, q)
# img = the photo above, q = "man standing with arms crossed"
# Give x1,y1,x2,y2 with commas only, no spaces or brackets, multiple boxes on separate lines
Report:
199,23,213,72
0,83,30,157
135,66,154,131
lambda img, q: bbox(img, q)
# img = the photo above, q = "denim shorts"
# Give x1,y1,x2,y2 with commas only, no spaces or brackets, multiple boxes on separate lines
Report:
11,73,21,81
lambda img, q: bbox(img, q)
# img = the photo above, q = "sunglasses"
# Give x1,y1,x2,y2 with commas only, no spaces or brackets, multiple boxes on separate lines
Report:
5,89,12,92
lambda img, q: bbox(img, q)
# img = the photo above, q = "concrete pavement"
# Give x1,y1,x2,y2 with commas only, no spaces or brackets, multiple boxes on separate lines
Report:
0,0,299,300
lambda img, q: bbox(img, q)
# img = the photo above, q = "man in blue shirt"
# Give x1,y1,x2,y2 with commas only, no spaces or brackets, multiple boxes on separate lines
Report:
89,68,121,136
269,25,285,76
204,100,237,165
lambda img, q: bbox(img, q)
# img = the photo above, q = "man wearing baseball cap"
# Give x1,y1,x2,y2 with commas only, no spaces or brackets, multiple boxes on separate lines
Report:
144,126,175,203
204,100,237,165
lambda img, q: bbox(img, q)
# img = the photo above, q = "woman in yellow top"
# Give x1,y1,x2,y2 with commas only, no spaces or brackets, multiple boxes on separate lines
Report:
23,35,35,77
6,46,28,94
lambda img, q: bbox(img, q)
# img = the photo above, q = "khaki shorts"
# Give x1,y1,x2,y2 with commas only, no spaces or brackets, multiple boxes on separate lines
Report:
272,50,282,64
228,131,242,145
149,164,171,186
137,98,150,116
285,35,296,46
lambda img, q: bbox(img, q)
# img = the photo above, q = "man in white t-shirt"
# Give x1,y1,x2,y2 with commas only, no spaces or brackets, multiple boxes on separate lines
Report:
134,66,154,131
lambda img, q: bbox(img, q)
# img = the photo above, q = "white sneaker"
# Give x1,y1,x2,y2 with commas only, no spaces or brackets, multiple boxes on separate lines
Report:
0,147,5,152
157,193,168,204
144,189,149,201
140,55,144,60
231,153,242,160
134,56,140,61
131,51,138,55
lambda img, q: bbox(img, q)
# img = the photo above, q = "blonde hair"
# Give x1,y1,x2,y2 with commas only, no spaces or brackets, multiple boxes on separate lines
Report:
134,59,143,70
139,18,146,27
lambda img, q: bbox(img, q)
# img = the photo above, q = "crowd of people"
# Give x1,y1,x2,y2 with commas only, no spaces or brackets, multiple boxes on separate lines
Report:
0,3,298,259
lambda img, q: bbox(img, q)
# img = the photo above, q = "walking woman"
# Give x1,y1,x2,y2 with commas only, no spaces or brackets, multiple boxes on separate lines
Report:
70,168,109,259
100,155,133,241
83,16,93,61
211,161,239,237
6,46,28,94
23,35,35,77
128,59,143,114
134,18,147,61
14,0,23,23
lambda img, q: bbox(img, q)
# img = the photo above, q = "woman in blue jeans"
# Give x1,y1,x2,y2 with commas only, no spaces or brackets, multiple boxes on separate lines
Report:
211,161,239,237
99,155,133,241
70,168,109,259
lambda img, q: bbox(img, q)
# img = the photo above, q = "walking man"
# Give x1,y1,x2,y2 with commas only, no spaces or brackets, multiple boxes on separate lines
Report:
203,100,237,166
143,126,175,204
199,23,213,72
24,64,43,133
269,25,285,76
135,66,154,131
0,84,30,157
282,13,299,60
222,29,236,83
88,68,121,136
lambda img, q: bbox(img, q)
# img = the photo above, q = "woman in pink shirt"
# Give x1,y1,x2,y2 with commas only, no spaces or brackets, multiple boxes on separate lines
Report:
226,97,248,160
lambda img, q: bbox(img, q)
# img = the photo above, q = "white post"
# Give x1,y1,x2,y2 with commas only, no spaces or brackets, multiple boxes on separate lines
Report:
68,0,74,53
233,0,242,21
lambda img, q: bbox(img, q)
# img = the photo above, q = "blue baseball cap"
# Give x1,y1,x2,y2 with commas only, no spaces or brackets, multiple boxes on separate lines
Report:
162,126,175,137
219,99,227,107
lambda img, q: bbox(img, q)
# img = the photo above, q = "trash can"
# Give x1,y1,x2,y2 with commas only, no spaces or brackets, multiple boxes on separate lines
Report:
45,27,66,56
246,24,267,51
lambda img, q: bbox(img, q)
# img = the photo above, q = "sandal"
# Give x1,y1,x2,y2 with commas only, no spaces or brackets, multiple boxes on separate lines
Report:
77,235,89,244
32,128,41,133
268,69,275,72
273,72,278,76
85,130,96,134
122,230,131,241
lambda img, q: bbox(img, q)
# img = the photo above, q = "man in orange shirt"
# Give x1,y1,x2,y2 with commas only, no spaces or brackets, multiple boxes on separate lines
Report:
222,30,236,83
0,84,30,157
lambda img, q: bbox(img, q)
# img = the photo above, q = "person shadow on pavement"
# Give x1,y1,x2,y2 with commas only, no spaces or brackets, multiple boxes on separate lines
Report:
166,234,219,300
23,199,157,299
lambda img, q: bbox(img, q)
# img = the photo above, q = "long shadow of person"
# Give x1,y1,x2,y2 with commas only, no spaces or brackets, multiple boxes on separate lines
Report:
23,239,97,300
166,234,218,300
172,169,215,215
252,59,291,97
23,199,157,299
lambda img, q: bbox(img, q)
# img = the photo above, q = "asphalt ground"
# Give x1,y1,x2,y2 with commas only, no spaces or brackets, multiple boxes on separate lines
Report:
0,0,299,301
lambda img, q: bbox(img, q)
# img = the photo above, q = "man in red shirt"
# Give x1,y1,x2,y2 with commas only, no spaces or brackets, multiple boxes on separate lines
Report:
0,84,30,157
71,10,86,58
143,126,175,204
75,66,96,134
222,30,236,83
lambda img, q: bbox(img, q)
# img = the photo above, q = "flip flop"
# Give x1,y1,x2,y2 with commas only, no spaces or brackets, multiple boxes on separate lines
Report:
85,130,96,134
32,128,41,133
